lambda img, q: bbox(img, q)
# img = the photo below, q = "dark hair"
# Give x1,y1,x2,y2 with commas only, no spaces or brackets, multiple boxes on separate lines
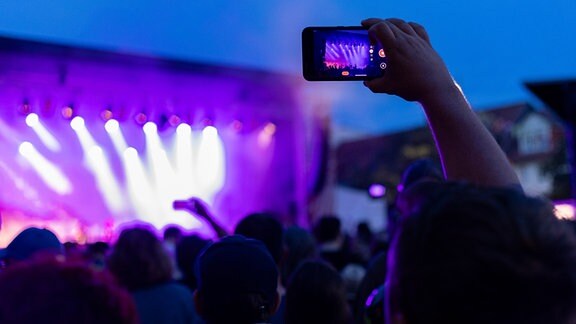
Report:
85,241,110,271
399,158,443,192
354,252,388,323
0,259,138,323
107,227,173,291
176,234,210,290
285,260,351,324
195,235,279,324
86,241,110,255
390,182,576,324
356,222,373,243
313,216,341,243
282,226,317,285
163,225,183,241
234,212,284,264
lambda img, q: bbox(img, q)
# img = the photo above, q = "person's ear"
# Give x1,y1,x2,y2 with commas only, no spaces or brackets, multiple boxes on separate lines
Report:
193,290,204,317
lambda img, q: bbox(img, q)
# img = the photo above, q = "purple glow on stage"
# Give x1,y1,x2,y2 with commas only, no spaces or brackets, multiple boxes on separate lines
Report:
0,36,320,245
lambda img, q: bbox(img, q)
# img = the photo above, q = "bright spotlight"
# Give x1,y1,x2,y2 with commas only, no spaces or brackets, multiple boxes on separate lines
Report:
19,141,34,156
176,123,191,136
88,146,103,156
202,126,217,137
70,116,85,131
143,122,157,135
72,118,125,213
144,120,181,225
25,113,39,127
175,123,195,198
25,113,62,152
18,141,73,195
106,120,128,156
123,145,165,227
85,145,126,213
197,125,225,196
105,119,120,133
124,147,138,159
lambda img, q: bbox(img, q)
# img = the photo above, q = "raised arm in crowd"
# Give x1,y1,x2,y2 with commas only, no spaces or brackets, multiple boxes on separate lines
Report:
362,18,520,188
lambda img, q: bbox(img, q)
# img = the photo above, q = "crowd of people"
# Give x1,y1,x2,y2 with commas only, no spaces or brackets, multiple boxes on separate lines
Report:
1,17,576,324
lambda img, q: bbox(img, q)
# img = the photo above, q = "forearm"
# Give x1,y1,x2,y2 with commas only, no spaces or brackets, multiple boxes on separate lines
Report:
205,218,228,238
361,18,521,188
420,84,520,188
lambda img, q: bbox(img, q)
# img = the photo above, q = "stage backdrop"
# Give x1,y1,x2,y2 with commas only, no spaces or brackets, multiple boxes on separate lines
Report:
0,36,326,245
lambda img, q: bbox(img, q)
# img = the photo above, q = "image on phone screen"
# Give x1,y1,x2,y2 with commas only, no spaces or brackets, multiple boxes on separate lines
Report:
302,27,387,81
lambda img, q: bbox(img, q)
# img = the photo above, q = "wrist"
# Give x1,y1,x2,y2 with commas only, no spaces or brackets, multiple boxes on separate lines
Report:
418,81,465,108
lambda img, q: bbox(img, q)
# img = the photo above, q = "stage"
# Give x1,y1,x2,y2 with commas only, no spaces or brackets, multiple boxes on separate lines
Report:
0,36,326,245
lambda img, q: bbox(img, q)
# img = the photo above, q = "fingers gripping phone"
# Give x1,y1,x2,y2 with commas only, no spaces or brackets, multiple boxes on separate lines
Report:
302,26,387,81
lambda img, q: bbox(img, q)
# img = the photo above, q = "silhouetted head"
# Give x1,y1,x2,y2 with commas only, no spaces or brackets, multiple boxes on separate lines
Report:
282,226,317,285
398,158,444,192
234,212,284,264
285,260,352,324
355,252,388,323
107,226,173,291
194,235,279,324
176,234,210,290
0,227,63,265
163,225,183,243
0,259,138,324
388,182,576,324
313,216,341,244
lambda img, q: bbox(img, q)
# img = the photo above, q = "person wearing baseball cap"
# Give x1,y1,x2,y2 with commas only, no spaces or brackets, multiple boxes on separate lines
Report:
194,235,280,324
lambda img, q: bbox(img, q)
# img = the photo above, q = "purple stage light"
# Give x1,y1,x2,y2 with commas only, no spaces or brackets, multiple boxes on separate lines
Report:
100,109,113,121
202,118,213,127
263,122,276,135
231,120,243,132
168,115,181,127
19,103,32,115
61,106,74,119
134,112,148,125
368,184,386,198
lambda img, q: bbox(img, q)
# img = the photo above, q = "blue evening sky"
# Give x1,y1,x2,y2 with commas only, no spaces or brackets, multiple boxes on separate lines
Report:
0,0,574,135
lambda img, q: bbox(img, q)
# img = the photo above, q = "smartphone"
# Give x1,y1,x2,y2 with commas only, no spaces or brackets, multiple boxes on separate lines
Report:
302,26,387,81
173,200,190,210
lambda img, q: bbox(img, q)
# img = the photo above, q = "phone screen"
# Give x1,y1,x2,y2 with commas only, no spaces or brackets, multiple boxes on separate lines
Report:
302,27,387,81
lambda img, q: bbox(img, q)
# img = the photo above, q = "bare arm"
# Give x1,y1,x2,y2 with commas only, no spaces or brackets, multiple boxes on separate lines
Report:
362,18,520,188
173,198,229,238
